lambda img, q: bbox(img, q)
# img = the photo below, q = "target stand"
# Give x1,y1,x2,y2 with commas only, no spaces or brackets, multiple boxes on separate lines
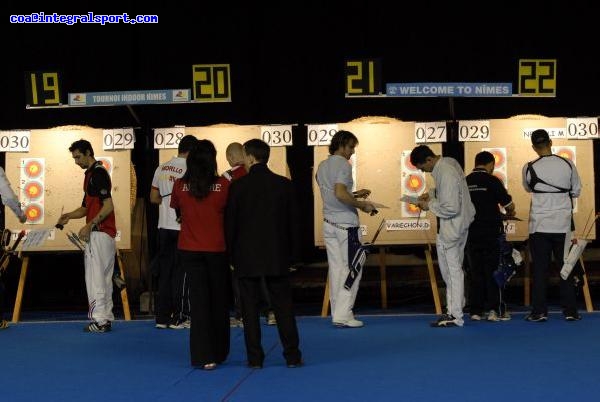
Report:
11,249,131,323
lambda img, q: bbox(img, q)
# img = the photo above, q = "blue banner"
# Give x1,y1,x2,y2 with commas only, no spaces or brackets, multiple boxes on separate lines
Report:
386,83,512,97
68,89,190,106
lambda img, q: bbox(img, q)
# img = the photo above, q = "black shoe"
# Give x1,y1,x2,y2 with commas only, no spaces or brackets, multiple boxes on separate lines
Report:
525,313,548,322
84,321,112,332
565,313,582,321
247,363,263,369
430,314,458,327
287,360,304,368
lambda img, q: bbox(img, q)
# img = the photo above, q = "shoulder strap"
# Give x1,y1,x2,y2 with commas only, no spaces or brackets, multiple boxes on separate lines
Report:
526,156,571,193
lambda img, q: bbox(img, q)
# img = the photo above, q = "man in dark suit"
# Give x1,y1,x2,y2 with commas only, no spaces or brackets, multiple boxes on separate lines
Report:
225,138,303,369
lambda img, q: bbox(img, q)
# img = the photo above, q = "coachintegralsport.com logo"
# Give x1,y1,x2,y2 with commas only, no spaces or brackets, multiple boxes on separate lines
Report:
9,12,158,25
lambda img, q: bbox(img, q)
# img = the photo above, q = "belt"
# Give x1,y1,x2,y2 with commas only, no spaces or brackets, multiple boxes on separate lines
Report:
323,218,357,231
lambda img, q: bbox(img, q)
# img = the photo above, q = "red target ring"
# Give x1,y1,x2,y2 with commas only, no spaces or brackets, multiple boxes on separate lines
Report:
488,149,505,169
24,160,43,179
404,155,419,171
23,181,44,200
404,174,425,193
404,202,421,216
96,158,113,174
24,204,44,223
554,147,575,161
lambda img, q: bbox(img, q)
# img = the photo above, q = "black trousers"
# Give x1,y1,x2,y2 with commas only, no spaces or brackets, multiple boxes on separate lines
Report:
466,233,501,315
231,274,272,319
529,232,577,315
155,229,189,323
238,275,301,366
179,250,230,367
0,280,5,319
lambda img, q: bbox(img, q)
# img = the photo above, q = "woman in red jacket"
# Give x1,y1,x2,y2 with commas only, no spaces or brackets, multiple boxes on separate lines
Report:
171,139,231,370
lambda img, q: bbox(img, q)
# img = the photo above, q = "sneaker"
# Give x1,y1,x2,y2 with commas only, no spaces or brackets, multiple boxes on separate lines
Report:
332,318,364,328
168,320,186,329
230,317,244,328
525,313,548,322
267,311,277,326
84,321,112,333
182,319,191,329
155,322,168,329
0,320,8,330
430,314,459,327
487,310,500,322
202,362,217,370
564,313,582,321
470,314,482,321
499,311,511,321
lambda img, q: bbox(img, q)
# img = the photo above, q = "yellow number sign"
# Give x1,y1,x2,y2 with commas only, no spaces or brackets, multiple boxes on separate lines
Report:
25,71,62,106
192,64,231,102
345,59,381,96
518,59,557,97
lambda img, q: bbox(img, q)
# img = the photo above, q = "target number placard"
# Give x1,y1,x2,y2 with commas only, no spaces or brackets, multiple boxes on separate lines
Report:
414,122,447,143
0,131,31,152
458,120,491,142
566,118,599,140
103,128,135,150
153,127,185,149
261,125,293,147
307,124,339,146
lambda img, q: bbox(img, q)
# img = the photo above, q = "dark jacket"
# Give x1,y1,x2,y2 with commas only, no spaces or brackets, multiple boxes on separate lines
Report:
466,168,512,237
225,163,301,277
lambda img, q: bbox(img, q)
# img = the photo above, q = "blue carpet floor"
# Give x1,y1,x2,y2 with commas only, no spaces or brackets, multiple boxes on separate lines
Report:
2,313,600,401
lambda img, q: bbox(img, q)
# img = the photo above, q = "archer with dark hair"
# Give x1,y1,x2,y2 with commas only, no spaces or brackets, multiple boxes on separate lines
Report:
522,129,583,322
316,130,376,329
465,151,515,322
57,138,117,333
409,144,476,328
182,139,218,199
150,134,198,330
68,139,95,157
170,139,231,370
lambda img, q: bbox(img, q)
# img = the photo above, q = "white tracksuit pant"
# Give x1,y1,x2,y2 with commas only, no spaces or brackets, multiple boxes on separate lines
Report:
85,231,116,325
436,235,468,326
323,221,362,323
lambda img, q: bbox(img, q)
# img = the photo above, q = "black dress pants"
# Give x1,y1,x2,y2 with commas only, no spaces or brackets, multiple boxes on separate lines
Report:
238,275,301,366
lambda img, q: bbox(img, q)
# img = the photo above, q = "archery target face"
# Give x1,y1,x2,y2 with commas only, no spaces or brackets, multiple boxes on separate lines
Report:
96,157,114,176
484,148,505,169
483,147,508,189
24,203,44,223
404,201,422,217
400,150,426,218
20,158,46,224
403,154,419,172
404,174,425,193
24,159,43,179
23,181,44,201
552,146,576,164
